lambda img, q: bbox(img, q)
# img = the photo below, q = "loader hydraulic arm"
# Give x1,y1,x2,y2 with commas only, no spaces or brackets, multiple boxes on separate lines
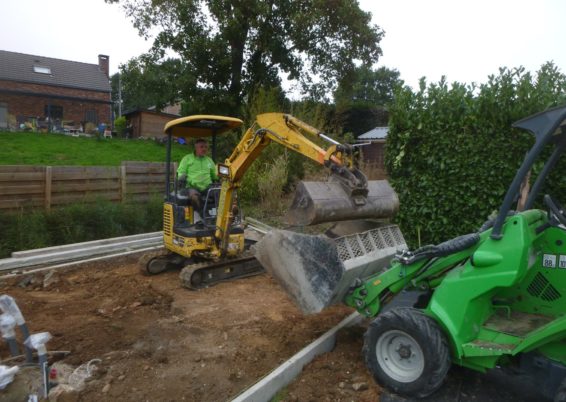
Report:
213,113,368,256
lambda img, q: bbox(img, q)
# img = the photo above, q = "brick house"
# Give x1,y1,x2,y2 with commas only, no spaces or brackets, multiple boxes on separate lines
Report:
0,50,112,132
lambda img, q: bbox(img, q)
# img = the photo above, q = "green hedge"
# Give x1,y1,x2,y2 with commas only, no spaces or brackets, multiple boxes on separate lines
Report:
0,197,163,258
386,63,566,247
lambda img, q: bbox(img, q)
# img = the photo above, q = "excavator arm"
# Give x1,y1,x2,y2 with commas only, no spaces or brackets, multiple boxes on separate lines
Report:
213,113,395,257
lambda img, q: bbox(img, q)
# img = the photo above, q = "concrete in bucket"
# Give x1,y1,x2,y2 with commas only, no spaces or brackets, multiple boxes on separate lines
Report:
254,225,407,314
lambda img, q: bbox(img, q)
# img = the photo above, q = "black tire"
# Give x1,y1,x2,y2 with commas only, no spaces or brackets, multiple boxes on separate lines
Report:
555,377,566,402
363,307,451,398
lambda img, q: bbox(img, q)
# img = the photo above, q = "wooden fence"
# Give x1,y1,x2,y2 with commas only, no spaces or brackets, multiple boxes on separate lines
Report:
0,161,177,211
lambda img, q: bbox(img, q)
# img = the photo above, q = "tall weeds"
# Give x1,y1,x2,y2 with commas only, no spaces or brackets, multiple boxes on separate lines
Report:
0,196,163,258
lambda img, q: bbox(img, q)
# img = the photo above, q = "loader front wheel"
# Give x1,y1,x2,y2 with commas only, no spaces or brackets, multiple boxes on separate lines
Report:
363,307,450,398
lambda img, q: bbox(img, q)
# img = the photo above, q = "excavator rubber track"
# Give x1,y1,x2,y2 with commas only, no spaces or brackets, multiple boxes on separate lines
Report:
179,251,264,289
139,249,183,275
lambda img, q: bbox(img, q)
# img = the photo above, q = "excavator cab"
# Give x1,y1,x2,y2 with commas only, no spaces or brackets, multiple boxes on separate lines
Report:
143,115,255,282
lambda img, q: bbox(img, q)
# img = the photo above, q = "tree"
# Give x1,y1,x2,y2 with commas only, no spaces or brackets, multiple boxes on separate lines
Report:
334,65,403,136
110,55,184,114
105,0,384,113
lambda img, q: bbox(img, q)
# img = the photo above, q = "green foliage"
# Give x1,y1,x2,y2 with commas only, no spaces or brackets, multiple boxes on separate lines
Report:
112,56,185,113
0,197,163,258
386,63,566,247
335,65,403,108
0,132,188,165
257,152,288,213
114,116,127,137
334,65,403,136
107,0,383,112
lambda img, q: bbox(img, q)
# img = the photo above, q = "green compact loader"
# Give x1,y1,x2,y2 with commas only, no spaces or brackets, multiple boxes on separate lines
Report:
255,105,566,401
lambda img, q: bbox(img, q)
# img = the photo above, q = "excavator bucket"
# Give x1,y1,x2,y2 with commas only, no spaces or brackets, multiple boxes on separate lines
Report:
286,179,399,226
254,225,407,314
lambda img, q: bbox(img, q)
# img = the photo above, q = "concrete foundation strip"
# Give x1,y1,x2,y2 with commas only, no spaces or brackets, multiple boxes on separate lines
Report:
0,233,163,273
0,246,164,278
230,311,363,402
11,231,162,258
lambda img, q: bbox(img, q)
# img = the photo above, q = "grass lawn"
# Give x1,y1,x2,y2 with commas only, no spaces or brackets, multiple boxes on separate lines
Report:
0,131,190,166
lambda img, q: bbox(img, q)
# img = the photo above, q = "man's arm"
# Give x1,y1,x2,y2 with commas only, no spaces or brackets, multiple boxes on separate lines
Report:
177,154,190,177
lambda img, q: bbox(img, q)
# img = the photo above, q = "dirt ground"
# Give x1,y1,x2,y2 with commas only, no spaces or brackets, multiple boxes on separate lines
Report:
0,255,381,401
0,254,549,402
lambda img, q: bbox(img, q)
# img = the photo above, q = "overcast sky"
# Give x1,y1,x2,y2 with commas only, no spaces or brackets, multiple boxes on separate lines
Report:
1,0,565,90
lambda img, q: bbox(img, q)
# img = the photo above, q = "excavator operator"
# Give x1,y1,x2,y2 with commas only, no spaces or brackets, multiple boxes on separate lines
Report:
177,138,218,214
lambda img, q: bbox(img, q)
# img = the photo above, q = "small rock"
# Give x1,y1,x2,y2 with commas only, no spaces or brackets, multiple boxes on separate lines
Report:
352,382,369,391
102,383,111,393
287,394,299,402
338,382,345,389
153,348,168,364
143,365,151,371
223,332,228,341
118,375,125,381
48,384,79,402
140,294,155,305
17,276,33,288
131,301,142,308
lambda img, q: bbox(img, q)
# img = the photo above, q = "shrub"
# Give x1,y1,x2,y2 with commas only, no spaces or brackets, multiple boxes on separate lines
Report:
0,198,164,258
386,62,566,247
257,152,288,213
114,116,127,137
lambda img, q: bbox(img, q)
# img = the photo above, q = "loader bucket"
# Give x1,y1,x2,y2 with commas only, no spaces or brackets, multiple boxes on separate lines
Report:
286,180,399,226
254,225,407,314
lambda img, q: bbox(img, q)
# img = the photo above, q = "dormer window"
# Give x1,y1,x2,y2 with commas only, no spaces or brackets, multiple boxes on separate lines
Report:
33,65,51,74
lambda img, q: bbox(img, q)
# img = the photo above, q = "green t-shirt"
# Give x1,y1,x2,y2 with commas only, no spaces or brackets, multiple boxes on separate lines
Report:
177,153,218,192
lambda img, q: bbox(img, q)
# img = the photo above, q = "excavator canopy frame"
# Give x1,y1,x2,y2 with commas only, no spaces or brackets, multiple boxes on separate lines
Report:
163,115,243,201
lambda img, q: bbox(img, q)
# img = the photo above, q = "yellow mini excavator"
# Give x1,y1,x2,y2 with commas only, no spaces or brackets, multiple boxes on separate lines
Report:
142,113,399,289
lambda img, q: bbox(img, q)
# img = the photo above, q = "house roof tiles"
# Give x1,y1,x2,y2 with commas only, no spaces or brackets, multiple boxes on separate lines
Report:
0,50,111,92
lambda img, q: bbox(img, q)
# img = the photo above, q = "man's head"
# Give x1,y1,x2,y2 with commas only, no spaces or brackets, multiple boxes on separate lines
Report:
194,138,209,157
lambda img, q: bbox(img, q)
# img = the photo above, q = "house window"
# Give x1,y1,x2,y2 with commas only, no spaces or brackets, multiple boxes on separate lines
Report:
44,105,63,120
85,110,98,124
33,66,51,74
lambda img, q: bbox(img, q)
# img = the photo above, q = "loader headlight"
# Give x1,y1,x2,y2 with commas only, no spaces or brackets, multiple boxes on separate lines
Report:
218,164,230,178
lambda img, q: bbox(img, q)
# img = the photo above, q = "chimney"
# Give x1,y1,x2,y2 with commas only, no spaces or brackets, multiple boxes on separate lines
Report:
98,54,109,78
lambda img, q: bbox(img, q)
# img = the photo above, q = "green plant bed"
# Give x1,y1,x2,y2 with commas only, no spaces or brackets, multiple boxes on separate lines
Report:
0,197,164,258
0,131,188,166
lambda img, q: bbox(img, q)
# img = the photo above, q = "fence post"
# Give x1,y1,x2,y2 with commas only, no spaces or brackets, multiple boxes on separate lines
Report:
44,166,52,211
120,163,127,202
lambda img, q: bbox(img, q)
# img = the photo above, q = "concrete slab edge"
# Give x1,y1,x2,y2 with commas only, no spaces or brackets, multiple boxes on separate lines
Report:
11,231,163,258
0,245,164,277
1,237,163,270
230,311,363,402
